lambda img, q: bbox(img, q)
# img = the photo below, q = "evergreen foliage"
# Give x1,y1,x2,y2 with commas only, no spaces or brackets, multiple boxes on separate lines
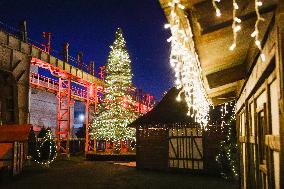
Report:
33,128,57,166
90,28,137,146
215,102,239,180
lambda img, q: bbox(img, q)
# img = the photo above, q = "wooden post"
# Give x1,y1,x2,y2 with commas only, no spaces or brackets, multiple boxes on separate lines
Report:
63,43,69,63
276,2,284,189
20,21,27,43
89,61,95,75
77,52,83,69
42,32,51,54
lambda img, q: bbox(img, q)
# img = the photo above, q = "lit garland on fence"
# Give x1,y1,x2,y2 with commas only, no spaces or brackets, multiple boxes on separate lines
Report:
34,129,57,166
251,0,266,61
212,0,222,17
165,0,210,127
229,0,242,51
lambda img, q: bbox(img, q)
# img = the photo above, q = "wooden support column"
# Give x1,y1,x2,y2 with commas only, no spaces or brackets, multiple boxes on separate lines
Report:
245,101,250,189
276,2,284,189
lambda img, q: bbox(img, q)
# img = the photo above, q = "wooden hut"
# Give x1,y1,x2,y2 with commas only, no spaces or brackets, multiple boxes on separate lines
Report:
0,124,32,176
129,87,221,173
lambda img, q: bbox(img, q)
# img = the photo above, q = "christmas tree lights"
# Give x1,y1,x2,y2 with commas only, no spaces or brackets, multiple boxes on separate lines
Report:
165,0,210,127
89,28,137,148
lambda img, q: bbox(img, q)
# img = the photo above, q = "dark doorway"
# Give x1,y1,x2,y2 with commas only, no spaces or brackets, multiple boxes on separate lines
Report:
0,70,18,124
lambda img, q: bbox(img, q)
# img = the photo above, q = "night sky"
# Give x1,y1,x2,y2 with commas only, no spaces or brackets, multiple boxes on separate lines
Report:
0,0,173,100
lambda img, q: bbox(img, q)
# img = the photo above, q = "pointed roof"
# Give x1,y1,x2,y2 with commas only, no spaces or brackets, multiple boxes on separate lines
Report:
129,87,197,127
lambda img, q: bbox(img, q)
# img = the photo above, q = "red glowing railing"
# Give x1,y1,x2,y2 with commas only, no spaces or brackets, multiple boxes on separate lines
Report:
30,72,58,91
30,72,98,103
29,72,154,112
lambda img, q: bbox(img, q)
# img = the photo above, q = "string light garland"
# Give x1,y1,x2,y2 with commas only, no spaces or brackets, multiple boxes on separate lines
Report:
165,0,211,127
251,0,266,61
229,0,242,51
212,0,222,17
33,129,57,166
90,28,137,149
215,102,239,180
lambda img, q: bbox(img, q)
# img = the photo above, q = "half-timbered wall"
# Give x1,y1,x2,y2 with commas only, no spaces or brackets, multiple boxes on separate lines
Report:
168,127,203,170
236,19,281,189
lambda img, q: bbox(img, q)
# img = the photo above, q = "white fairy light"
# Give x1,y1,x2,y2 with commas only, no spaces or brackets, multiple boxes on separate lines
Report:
229,43,236,51
178,4,185,9
164,24,171,29
251,0,266,62
167,36,173,42
229,0,241,51
256,1,263,6
234,25,241,32
233,2,239,9
255,40,261,47
165,0,211,127
176,95,181,102
261,53,266,61
34,129,57,166
234,17,241,23
212,0,222,17
250,30,258,37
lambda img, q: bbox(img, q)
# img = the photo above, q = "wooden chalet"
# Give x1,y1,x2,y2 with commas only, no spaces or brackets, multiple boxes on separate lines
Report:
0,124,32,176
159,0,284,188
129,87,222,173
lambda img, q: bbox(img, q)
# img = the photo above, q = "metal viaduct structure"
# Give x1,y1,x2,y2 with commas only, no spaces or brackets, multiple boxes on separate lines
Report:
0,22,155,157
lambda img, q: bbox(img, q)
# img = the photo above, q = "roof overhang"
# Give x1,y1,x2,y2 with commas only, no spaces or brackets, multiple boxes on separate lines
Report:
160,0,277,105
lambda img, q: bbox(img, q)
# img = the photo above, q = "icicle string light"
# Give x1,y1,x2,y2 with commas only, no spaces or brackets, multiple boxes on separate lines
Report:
212,0,222,17
252,0,265,61
165,0,211,127
229,0,241,51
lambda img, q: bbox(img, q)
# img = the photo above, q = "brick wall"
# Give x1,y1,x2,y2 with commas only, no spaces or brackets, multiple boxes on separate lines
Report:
29,88,74,135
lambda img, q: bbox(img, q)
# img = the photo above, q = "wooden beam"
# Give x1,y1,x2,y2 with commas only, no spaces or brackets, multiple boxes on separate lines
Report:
210,91,236,105
201,5,277,35
265,135,280,152
206,64,246,88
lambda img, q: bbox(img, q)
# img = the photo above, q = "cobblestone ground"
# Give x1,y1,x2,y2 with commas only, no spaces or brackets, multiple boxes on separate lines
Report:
0,156,238,189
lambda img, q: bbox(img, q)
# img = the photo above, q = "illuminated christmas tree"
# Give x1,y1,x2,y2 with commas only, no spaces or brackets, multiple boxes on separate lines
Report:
90,28,137,148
